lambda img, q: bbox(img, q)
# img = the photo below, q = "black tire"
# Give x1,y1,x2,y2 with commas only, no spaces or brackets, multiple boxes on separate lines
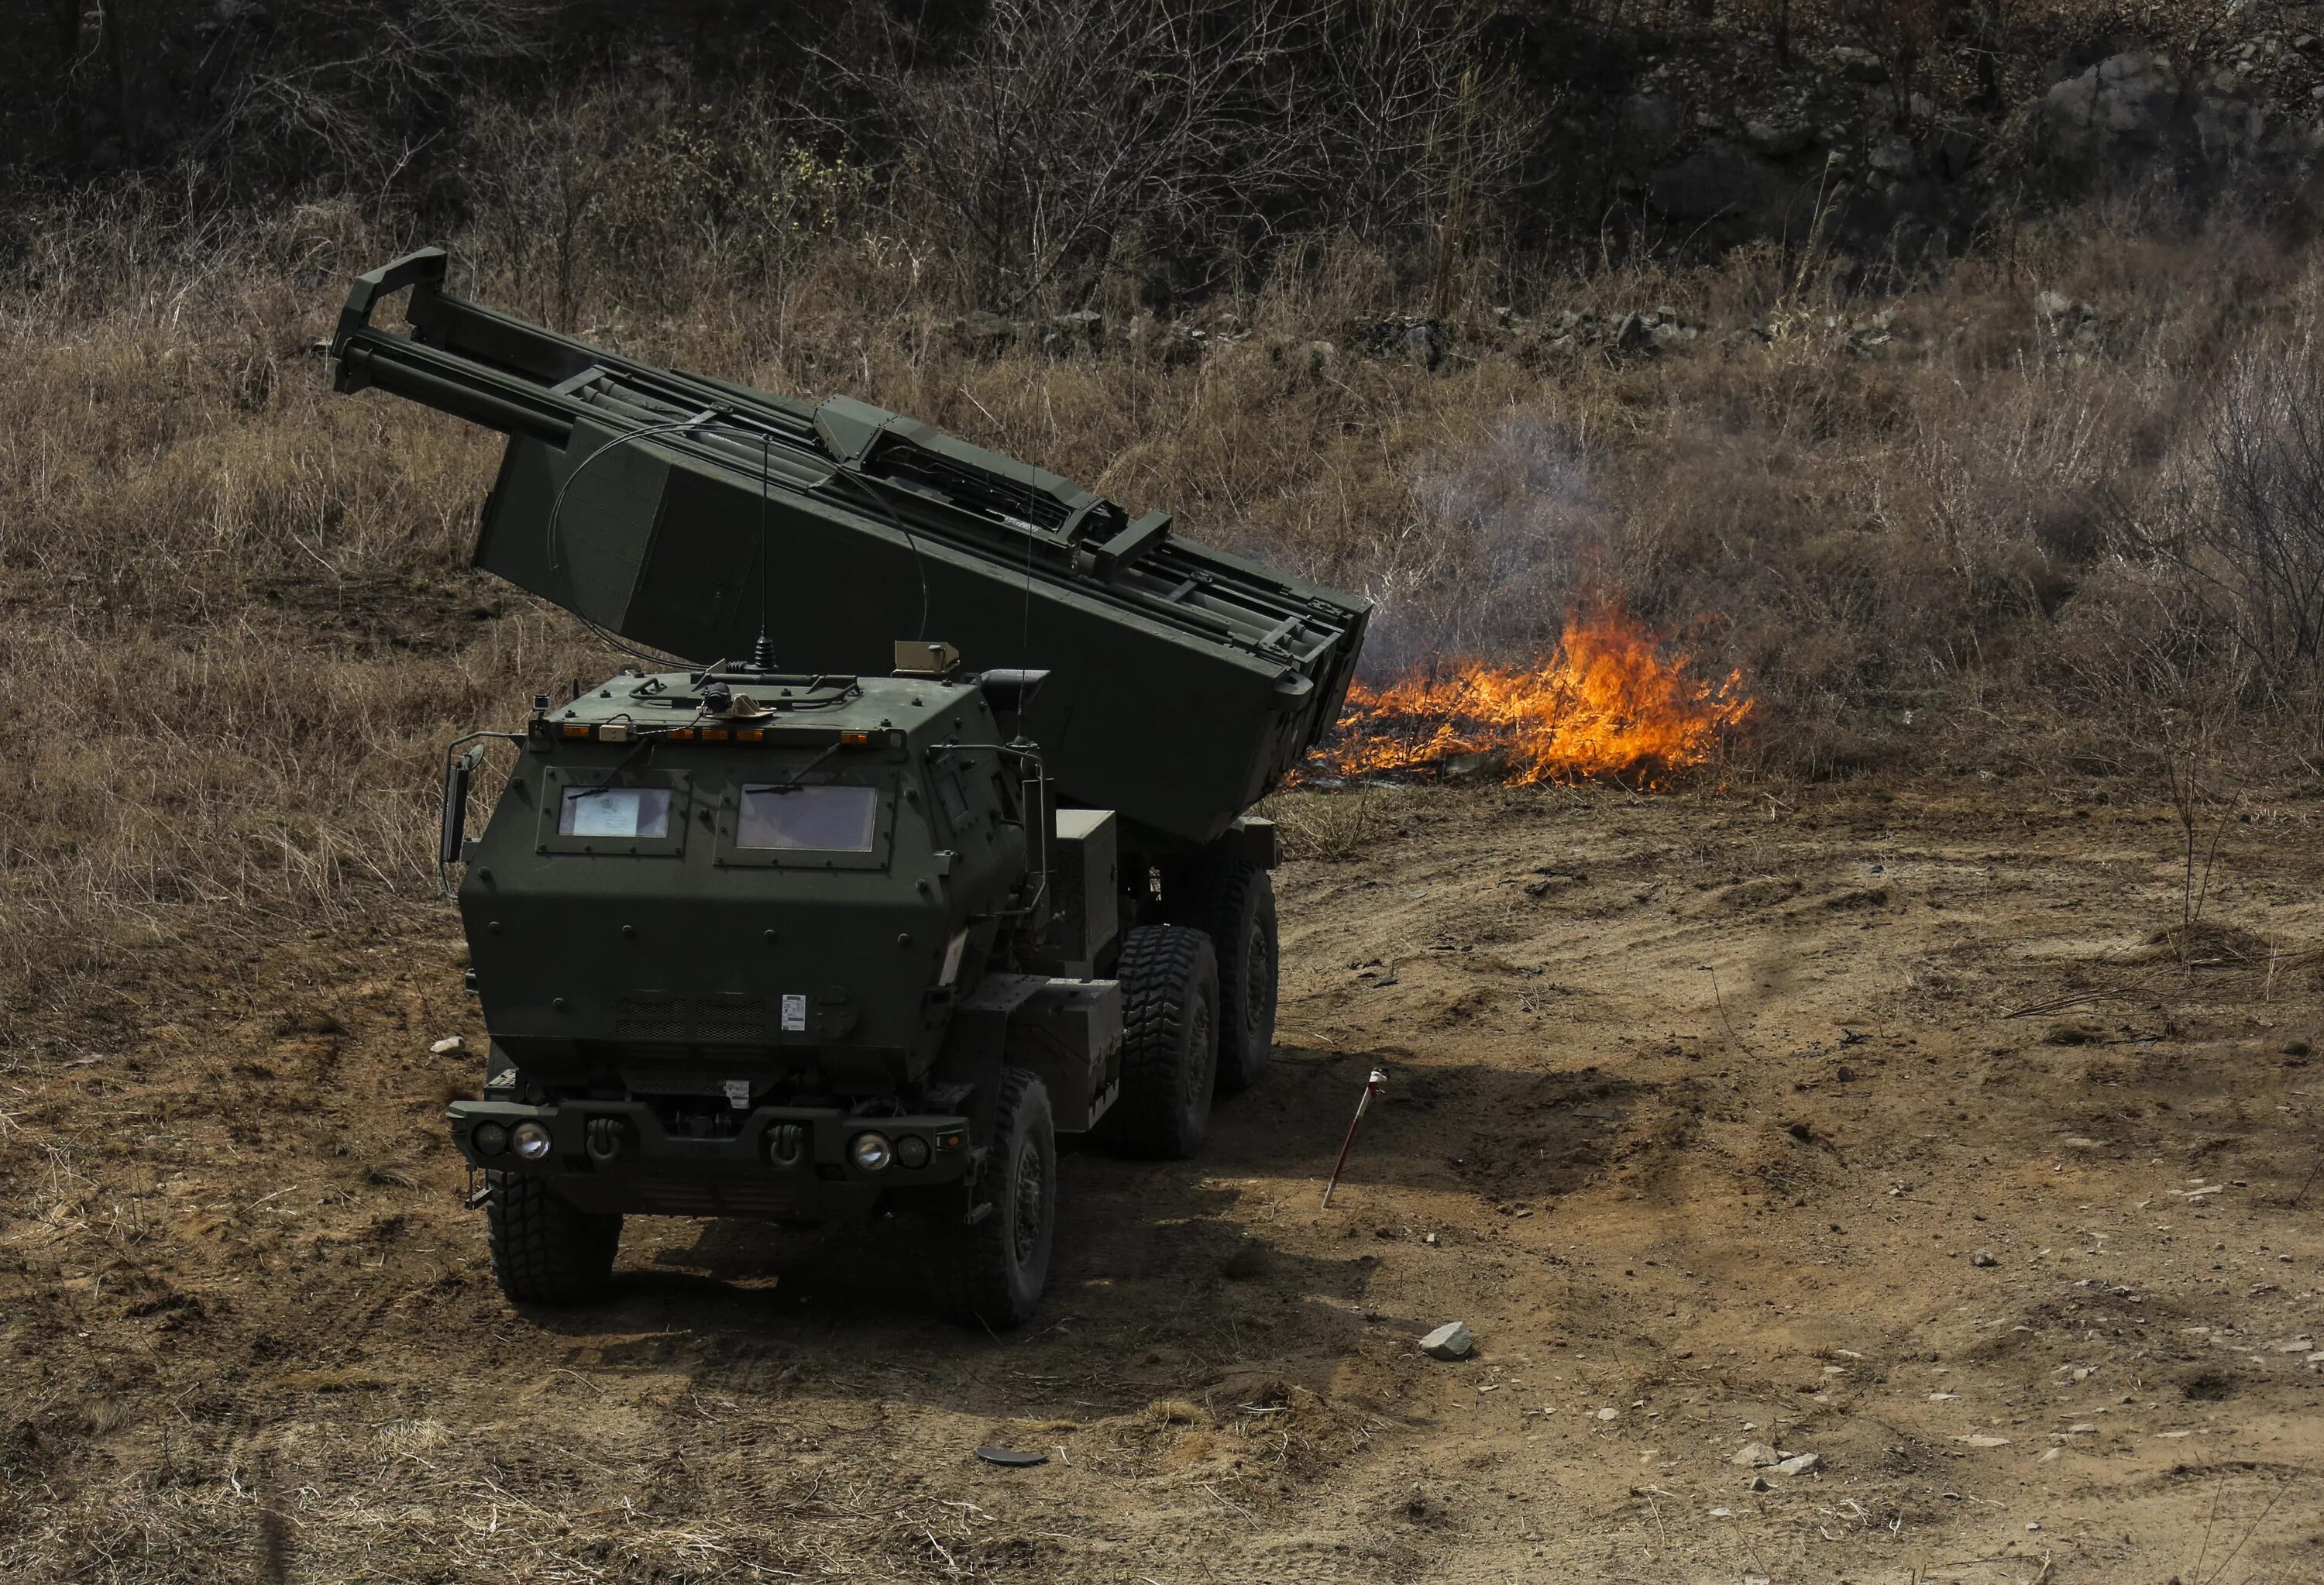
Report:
486,1173,621,1306
1171,860,1278,1093
932,1068,1056,1329
1102,924,1219,1158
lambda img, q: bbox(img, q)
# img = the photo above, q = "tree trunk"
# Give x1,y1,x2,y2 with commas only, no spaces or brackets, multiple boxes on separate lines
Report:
99,0,140,158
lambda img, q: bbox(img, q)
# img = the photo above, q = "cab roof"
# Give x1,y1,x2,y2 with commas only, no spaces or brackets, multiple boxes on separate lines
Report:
549,669,981,740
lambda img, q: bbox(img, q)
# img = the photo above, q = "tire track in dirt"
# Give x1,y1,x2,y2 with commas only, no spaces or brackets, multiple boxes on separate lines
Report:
5,784,2324,1580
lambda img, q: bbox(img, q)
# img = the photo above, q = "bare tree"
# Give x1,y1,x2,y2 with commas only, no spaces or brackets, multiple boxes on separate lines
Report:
192,0,551,193
811,0,1537,313
1291,0,1540,314
816,0,1315,309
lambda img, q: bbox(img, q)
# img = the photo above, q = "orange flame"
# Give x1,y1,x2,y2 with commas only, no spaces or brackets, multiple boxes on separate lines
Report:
1306,606,1753,787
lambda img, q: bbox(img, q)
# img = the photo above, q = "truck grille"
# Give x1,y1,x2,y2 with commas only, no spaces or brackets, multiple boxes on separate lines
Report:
625,1173,804,1218
614,995,686,1040
693,998,765,1041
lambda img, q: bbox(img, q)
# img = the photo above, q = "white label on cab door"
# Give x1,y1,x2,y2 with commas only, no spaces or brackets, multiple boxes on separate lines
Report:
781,993,807,1032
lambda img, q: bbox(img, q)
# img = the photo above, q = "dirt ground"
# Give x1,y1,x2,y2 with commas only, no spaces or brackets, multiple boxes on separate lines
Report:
6,780,2324,1583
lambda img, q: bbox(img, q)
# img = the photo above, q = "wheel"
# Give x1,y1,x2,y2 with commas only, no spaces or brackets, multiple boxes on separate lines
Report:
1102,923,1219,1158
1171,859,1277,1093
486,1172,621,1305
932,1068,1056,1329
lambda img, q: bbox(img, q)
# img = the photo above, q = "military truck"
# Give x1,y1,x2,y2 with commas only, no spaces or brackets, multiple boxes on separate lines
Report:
332,250,1369,1325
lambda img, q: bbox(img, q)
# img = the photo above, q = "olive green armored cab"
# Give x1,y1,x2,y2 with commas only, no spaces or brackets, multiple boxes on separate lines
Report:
335,252,1370,1325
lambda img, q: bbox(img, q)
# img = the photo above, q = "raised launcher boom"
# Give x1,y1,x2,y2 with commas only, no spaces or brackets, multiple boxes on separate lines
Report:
332,249,1370,846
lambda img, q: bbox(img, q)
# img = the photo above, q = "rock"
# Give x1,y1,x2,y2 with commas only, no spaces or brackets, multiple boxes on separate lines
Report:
1833,46,1889,84
1971,1249,2000,1267
1646,139,1820,236
1613,311,1652,352
1731,1442,1783,1466
1744,1473,1772,1492
429,1036,465,1056
2193,93,2267,159
1595,1406,1619,1422
1420,1321,1474,1360
1868,136,1916,177
1955,1433,2011,1447
2042,52,2178,168
1401,321,1443,370
1618,94,1682,147
954,309,1020,349
1772,1452,1821,1476
1745,120,1813,158
1043,309,1103,351
1646,140,1762,222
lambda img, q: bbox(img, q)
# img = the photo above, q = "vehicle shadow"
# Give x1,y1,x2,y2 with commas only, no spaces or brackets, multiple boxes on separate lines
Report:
510,1043,1638,1420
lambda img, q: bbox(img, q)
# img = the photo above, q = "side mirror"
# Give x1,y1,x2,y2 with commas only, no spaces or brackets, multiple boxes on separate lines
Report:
439,746,486,866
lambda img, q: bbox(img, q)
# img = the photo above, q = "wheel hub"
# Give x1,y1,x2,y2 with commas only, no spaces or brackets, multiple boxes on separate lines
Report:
1010,1135,1045,1267
1185,999,1214,1105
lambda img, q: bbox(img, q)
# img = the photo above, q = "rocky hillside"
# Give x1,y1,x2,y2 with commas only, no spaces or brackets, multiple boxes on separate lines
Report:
1583,8,2324,264
12,3,2324,289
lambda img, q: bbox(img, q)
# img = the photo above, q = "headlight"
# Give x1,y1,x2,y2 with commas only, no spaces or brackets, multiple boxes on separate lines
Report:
511,1121,552,1160
849,1132,893,1171
472,1121,509,1157
894,1134,931,1169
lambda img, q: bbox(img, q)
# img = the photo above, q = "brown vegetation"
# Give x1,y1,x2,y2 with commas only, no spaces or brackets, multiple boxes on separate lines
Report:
8,170,2323,1021
8,5,2324,1579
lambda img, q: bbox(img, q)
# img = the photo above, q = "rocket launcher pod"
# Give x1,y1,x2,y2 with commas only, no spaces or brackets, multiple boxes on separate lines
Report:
332,249,1370,845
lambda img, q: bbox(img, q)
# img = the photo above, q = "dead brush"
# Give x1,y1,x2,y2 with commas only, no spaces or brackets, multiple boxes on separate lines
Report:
5,180,2324,1043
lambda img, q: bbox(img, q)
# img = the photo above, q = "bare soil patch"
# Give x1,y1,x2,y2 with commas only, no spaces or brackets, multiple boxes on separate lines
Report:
7,782,2324,1581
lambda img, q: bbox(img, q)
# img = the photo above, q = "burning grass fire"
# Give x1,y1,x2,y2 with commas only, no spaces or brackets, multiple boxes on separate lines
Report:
1305,606,1753,787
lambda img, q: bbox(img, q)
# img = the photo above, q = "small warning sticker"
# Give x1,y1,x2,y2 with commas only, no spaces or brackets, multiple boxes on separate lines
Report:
723,1079,751,1110
781,993,807,1032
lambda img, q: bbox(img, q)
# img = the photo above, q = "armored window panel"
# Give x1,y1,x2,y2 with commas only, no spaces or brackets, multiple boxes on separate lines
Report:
737,784,880,853
536,769,691,857
558,786,672,838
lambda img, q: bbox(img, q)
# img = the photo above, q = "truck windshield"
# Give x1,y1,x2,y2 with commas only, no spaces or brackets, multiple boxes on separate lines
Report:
559,786,672,837
738,783,879,852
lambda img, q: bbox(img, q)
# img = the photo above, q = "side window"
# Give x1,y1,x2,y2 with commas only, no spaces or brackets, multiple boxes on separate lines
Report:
737,784,880,853
558,786,671,838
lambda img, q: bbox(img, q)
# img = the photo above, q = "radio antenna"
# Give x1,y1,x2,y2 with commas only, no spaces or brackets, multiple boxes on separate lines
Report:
753,427,775,672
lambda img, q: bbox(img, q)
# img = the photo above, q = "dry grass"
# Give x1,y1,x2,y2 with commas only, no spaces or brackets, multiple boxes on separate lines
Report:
3,182,2322,1033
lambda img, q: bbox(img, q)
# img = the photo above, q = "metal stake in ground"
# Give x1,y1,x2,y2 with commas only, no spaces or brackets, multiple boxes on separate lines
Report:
1322,1068,1387,1208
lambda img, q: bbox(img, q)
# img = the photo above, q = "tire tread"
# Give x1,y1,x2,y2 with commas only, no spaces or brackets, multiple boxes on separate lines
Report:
1105,924,1218,1158
1172,859,1276,1092
931,1067,1053,1329
486,1172,620,1306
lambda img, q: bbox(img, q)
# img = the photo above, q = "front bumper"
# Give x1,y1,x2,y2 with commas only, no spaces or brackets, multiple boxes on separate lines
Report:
447,1098,973,1219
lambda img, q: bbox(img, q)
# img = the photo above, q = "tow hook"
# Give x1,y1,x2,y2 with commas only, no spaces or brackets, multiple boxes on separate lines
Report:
585,1116,625,1163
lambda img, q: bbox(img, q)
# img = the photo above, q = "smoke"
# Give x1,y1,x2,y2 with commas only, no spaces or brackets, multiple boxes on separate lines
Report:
1359,410,1615,678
